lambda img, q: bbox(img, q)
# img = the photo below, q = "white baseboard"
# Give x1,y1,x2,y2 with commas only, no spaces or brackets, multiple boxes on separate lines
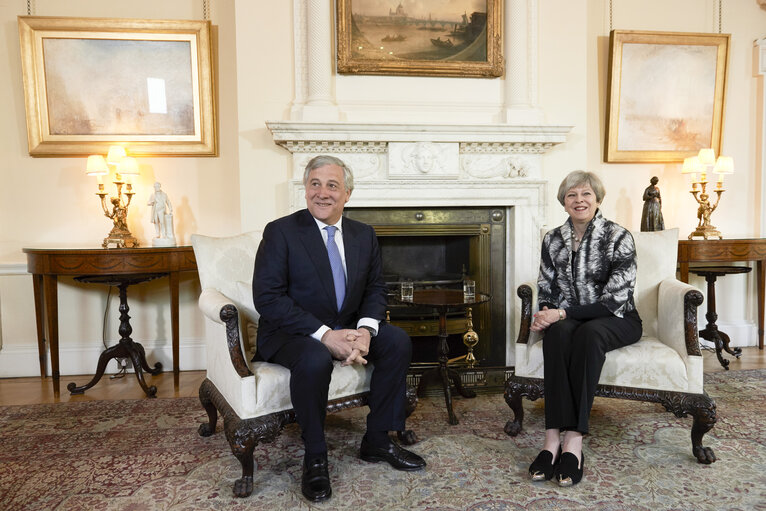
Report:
0,339,206,378
0,263,27,276
698,321,758,349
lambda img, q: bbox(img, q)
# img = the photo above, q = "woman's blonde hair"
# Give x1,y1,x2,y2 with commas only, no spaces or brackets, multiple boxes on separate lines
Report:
556,170,605,205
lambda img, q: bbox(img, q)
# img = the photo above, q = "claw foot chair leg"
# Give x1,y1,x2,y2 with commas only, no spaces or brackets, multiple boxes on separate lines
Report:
503,376,545,437
197,379,218,437
397,430,418,445
503,386,525,437
690,394,717,464
226,424,256,498
398,384,419,445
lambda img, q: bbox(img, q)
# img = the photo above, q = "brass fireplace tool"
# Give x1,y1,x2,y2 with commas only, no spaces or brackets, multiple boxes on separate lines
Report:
463,308,479,368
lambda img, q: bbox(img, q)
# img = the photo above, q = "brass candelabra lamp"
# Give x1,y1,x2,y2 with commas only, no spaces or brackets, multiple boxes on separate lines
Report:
86,146,140,248
682,148,734,240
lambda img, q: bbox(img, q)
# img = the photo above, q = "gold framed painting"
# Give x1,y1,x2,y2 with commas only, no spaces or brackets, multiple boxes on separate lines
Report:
605,30,729,163
336,0,503,78
18,16,217,157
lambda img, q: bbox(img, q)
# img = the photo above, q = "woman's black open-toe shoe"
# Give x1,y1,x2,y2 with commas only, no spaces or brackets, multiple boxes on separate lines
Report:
528,447,561,481
555,451,584,487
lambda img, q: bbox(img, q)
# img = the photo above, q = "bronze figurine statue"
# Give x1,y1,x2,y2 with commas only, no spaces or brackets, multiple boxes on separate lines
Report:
640,176,664,232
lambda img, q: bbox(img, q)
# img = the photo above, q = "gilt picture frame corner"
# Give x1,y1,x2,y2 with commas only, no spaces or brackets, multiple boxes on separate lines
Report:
604,29,729,164
18,15,217,157
336,0,503,78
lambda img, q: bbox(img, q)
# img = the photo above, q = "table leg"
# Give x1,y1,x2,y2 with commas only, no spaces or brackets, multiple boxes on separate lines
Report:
68,282,162,397
698,275,729,370
437,313,458,425
32,274,46,379
448,368,476,398
679,261,690,283
43,275,59,396
757,259,764,350
169,271,180,385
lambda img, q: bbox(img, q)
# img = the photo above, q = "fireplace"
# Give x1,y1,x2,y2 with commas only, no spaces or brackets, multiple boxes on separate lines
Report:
345,206,507,366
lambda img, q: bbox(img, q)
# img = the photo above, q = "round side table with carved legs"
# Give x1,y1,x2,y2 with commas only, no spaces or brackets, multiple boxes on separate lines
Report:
68,273,165,397
394,288,490,425
689,266,752,370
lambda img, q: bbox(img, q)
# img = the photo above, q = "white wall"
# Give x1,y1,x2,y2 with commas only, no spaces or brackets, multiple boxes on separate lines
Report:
1,0,764,378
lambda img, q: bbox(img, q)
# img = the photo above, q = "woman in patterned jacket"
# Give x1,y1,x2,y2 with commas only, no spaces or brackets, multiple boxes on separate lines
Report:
527,170,642,487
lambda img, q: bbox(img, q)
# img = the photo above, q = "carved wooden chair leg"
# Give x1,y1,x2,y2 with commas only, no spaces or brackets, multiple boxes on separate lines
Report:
225,420,257,498
503,382,525,436
689,394,717,464
403,384,418,416
398,384,419,445
197,379,218,437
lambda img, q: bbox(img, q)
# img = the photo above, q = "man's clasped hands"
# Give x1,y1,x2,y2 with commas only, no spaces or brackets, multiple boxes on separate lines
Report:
320,328,371,366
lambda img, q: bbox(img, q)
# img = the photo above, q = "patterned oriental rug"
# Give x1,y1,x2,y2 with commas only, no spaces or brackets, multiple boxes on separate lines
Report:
1,370,764,511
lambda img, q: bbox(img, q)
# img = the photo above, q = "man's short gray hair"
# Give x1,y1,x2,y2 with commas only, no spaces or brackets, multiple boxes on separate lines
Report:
303,155,354,192
556,170,606,205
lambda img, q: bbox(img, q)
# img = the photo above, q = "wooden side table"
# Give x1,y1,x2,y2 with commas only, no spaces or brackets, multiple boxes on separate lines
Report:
23,246,197,396
688,266,752,369
678,239,766,350
393,288,490,425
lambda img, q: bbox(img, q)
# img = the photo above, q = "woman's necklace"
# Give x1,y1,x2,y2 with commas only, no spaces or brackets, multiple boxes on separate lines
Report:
571,230,583,243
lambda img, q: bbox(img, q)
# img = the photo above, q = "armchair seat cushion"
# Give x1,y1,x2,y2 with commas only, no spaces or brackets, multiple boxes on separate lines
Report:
516,336,690,393
249,360,373,417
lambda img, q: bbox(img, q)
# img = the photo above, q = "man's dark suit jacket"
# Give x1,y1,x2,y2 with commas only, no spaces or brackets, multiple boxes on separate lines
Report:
253,209,388,361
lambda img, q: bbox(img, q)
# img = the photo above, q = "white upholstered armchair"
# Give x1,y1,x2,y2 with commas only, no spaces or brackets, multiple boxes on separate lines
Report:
504,228,717,464
191,232,417,497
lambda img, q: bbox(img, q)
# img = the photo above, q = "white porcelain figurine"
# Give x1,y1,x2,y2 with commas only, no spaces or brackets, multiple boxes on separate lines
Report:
147,182,176,247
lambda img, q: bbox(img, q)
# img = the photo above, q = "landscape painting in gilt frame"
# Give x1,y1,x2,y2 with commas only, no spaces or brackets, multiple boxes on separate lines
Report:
605,30,729,163
18,16,217,156
336,0,503,78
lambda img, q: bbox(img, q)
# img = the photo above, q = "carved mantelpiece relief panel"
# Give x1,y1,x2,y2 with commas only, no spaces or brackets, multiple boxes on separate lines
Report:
268,122,570,185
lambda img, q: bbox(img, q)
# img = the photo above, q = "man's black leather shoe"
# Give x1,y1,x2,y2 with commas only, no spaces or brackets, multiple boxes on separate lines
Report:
302,453,331,502
359,438,426,471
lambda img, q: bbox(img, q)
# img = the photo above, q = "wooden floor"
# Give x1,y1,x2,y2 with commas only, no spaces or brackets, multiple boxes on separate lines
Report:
1,347,764,407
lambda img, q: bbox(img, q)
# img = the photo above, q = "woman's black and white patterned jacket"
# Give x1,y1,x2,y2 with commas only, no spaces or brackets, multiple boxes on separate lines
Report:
537,209,637,318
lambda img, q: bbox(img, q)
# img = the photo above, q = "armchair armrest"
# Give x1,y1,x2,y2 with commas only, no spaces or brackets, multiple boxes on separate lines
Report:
657,278,704,358
199,288,253,378
516,282,542,346
199,288,235,324
516,284,533,344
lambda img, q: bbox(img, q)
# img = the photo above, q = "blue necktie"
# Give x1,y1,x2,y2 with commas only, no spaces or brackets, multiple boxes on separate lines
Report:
324,225,346,310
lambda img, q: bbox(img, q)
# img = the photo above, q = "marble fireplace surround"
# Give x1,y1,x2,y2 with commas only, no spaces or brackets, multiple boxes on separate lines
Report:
267,121,571,364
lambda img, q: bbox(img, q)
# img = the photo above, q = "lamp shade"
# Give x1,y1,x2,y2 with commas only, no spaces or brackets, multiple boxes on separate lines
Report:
713,156,734,175
117,156,140,175
681,156,701,174
697,148,716,166
106,146,127,166
86,155,109,176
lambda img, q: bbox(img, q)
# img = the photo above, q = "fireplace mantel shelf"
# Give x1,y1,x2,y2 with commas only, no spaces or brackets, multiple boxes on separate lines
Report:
267,121,572,145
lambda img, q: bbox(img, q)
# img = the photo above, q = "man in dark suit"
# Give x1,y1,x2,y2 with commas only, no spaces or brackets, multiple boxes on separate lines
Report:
253,155,425,502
